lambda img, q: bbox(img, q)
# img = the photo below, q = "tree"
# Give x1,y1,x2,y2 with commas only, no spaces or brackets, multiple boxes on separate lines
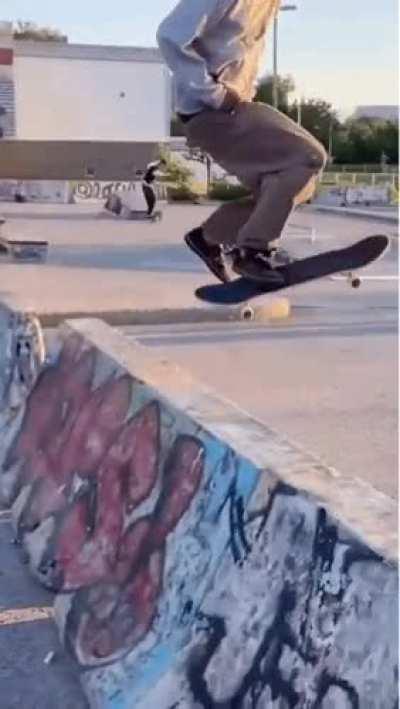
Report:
287,99,340,153
337,118,398,165
330,127,354,164
373,120,398,164
13,21,67,42
159,147,193,186
255,74,295,111
322,117,398,166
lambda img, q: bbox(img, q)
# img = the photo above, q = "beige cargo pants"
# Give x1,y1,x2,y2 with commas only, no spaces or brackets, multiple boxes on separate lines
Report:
184,101,327,250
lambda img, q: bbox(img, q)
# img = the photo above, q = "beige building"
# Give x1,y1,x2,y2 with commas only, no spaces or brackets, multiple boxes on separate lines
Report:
352,105,398,122
0,21,171,142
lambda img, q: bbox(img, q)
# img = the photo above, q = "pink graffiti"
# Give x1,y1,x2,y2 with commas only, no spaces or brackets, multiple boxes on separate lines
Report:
14,373,132,530
69,435,204,665
77,549,165,663
5,333,88,471
2,332,206,665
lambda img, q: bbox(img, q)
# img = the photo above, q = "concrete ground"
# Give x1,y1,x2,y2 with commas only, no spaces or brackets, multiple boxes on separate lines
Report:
0,508,87,709
0,200,397,707
0,201,397,318
1,199,398,494
125,309,398,499
117,204,397,499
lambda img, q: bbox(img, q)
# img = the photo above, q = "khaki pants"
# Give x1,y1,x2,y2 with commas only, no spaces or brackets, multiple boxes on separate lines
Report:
184,101,327,250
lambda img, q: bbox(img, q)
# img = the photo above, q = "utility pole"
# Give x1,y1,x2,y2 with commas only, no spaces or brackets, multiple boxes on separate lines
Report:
272,15,279,109
328,117,333,160
272,4,297,109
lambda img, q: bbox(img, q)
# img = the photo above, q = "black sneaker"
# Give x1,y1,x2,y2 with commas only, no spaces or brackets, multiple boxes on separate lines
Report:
184,228,230,283
232,248,285,285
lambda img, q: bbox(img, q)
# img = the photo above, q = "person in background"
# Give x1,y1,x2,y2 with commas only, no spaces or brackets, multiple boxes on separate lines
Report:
142,159,167,216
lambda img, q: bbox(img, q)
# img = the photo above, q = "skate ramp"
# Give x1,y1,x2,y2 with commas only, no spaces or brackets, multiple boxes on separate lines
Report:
0,317,397,708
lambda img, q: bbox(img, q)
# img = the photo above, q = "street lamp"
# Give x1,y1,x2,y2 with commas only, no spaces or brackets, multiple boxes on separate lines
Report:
273,3,297,109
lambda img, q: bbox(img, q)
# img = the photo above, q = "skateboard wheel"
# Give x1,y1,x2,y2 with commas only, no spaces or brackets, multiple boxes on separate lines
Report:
351,278,361,289
241,305,255,321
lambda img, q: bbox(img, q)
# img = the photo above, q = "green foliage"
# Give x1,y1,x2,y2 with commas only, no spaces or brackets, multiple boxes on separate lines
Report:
376,121,399,164
209,181,250,201
253,72,398,165
13,21,68,42
159,147,193,186
167,184,200,202
158,147,199,202
332,119,399,165
287,99,340,151
255,74,295,111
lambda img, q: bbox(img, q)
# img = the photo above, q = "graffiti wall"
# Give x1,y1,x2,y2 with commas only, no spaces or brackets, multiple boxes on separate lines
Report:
72,181,167,203
0,326,397,708
72,181,137,202
317,185,391,207
0,180,69,203
0,180,166,204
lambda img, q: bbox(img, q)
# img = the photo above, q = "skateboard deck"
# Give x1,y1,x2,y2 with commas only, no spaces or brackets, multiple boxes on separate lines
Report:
195,235,389,305
0,238,48,262
126,209,162,222
104,195,162,222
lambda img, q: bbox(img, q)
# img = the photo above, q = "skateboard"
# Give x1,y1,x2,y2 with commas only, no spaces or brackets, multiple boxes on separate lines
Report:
0,237,48,262
195,235,389,305
104,196,162,222
126,209,163,222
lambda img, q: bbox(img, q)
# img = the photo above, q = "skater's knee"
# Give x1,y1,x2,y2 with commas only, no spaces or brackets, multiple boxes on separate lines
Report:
312,141,328,170
304,139,327,172
295,134,327,172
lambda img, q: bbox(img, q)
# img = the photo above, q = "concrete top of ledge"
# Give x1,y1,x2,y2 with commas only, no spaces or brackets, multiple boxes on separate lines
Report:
65,317,398,564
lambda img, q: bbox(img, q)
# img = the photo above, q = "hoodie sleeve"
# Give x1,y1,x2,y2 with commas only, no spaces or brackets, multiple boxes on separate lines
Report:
157,0,227,110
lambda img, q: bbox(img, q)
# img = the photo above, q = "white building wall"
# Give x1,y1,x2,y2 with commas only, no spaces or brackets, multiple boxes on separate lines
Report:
14,54,170,141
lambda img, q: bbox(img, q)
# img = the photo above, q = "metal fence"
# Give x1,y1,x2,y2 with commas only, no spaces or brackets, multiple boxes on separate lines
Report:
325,164,398,174
320,172,399,189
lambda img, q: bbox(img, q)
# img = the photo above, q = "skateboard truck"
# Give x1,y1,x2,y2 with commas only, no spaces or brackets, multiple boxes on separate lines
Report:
241,304,255,321
346,271,362,289
331,271,362,288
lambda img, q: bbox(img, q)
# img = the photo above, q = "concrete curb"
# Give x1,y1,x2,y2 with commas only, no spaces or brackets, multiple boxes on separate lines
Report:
0,317,397,707
314,204,398,224
33,298,291,328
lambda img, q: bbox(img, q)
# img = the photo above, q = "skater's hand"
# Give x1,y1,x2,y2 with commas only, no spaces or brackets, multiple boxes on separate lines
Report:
220,87,241,114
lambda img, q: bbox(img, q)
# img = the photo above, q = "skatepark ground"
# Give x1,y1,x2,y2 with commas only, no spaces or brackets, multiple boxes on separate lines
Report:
1,199,397,496
0,201,397,708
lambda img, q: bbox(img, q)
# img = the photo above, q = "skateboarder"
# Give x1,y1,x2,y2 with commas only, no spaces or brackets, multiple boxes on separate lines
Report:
142,159,166,216
157,0,327,285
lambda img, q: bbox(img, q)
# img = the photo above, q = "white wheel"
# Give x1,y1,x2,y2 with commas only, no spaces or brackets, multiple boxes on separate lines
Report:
241,305,254,321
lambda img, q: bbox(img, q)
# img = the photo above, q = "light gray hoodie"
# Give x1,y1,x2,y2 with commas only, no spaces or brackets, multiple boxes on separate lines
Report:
157,0,280,115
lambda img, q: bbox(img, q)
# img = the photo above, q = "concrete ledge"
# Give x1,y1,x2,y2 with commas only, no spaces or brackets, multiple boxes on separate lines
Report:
33,299,291,328
0,318,397,708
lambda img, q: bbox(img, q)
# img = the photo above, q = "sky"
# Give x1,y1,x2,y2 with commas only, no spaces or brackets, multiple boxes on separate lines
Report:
2,0,398,116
